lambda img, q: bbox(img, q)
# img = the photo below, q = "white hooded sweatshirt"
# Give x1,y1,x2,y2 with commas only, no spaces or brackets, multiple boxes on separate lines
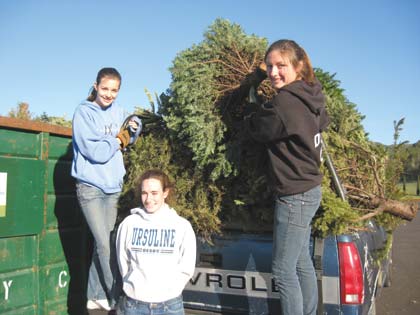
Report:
116,204,196,302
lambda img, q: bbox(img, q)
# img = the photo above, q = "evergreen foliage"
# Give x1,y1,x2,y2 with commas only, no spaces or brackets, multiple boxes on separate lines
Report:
120,18,409,239
119,107,222,239
313,188,361,237
165,18,269,180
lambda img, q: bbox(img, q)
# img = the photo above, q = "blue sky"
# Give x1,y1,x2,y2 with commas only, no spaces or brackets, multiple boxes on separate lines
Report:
1,0,419,145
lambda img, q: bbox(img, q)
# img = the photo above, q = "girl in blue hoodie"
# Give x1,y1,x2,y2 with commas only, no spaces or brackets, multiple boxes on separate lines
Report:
71,67,137,311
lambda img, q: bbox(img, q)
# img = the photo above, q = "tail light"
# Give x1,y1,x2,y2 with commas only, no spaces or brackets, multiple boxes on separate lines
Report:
338,241,364,304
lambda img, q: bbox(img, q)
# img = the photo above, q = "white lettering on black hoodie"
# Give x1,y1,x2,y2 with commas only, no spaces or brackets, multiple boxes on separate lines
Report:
245,79,330,196
116,204,196,302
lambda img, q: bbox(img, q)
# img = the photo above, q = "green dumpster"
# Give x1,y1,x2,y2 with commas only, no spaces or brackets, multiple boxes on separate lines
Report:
0,117,89,315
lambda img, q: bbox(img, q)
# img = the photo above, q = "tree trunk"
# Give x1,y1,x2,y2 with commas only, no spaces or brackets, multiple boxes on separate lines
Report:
370,197,418,221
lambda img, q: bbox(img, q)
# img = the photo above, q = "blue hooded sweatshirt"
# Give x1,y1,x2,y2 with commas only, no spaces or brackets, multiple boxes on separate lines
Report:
71,100,126,193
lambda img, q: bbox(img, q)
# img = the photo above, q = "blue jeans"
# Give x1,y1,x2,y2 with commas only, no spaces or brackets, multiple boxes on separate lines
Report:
117,295,185,315
272,185,321,315
76,183,120,305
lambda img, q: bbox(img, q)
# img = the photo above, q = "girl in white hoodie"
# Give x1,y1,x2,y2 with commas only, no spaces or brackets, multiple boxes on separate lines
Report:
116,169,196,315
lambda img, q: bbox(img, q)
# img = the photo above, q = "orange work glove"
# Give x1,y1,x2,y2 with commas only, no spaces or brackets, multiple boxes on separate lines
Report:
117,129,130,149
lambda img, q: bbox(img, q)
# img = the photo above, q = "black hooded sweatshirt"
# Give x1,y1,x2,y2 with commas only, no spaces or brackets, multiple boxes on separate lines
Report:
245,79,330,196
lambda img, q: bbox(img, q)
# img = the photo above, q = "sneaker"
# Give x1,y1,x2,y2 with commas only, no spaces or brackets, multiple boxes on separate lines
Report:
86,299,111,311
87,300,100,310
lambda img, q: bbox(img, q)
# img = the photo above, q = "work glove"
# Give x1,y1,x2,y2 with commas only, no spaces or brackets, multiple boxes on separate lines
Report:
120,114,143,146
256,62,267,78
243,62,268,118
117,129,130,149
250,62,267,85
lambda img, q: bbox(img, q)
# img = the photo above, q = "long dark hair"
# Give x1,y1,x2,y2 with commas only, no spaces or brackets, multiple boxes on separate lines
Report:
264,39,316,84
87,67,122,101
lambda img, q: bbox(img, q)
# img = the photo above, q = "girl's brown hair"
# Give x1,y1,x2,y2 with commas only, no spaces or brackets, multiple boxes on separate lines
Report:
87,67,122,102
136,169,175,205
264,39,316,84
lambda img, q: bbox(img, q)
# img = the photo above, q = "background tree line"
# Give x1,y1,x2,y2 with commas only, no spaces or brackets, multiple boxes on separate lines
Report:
7,101,72,128
398,141,420,181
372,123,420,184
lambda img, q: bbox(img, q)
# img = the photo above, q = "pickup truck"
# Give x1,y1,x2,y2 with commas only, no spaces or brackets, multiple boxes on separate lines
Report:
183,142,392,315
183,222,390,315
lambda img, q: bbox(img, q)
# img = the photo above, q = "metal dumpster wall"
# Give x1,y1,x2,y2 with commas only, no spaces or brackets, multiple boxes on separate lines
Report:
0,117,89,315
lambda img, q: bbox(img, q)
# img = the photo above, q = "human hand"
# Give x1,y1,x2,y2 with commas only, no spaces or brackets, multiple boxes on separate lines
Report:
258,62,267,73
128,120,138,130
254,62,267,81
117,129,130,149
126,116,142,145
245,62,267,89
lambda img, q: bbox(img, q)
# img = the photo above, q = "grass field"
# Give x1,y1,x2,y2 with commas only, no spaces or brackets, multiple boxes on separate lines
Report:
398,181,420,198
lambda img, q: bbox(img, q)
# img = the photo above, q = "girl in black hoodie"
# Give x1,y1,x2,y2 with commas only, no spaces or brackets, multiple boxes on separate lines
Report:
245,40,329,315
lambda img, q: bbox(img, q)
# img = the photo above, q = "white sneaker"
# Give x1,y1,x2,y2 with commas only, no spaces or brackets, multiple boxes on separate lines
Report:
86,299,111,311
87,300,100,310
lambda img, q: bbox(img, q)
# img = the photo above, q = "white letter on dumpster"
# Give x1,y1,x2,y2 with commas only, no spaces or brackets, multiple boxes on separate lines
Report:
3,280,13,300
59,271,68,288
